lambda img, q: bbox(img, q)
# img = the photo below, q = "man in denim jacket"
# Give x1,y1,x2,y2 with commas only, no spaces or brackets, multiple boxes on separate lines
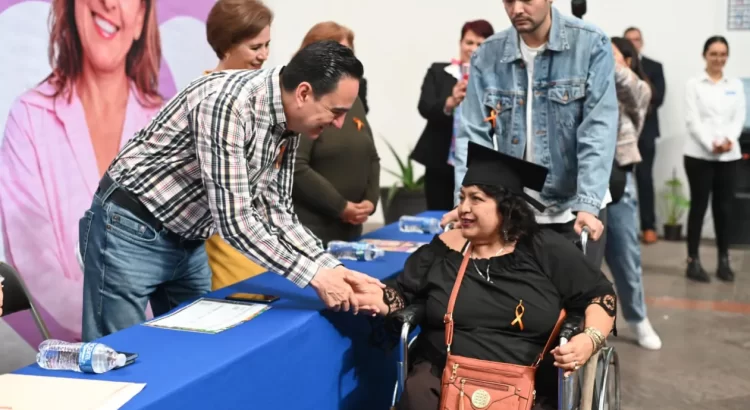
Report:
446,0,617,265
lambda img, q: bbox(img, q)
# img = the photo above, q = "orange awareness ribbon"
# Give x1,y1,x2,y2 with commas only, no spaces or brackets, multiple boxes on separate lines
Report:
511,300,525,330
353,117,364,131
484,109,497,128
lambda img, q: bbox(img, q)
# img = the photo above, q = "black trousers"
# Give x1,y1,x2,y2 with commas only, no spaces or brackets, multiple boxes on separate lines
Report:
683,156,738,257
424,166,455,211
635,136,657,231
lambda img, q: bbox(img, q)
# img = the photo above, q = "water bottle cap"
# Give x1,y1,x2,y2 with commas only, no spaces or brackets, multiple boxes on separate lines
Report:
115,353,127,368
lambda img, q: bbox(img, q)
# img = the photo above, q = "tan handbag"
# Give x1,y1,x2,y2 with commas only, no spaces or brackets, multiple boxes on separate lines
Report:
438,245,566,410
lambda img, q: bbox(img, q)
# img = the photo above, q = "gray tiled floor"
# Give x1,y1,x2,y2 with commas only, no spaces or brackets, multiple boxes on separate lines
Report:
1,237,748,409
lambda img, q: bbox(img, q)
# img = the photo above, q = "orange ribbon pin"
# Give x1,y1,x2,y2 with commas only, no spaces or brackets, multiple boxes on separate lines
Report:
484,109,497,128
353,117,364,131
511,300,525,330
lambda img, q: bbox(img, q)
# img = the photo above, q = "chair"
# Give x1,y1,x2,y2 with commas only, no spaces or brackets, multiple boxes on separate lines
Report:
388,229,621,410
0,262,51,340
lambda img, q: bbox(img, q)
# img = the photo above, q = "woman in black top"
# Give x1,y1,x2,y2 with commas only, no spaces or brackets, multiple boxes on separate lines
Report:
411,20,494,211
358,143,617,410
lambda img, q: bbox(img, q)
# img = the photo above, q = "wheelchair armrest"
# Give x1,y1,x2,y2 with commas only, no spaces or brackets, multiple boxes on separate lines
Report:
559,314,585,341
387,304,425,335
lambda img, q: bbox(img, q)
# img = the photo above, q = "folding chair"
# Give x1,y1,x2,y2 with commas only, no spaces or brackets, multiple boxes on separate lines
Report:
0,262,51,340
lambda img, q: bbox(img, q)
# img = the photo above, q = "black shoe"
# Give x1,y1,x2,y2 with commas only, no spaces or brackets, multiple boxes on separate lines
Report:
717,256,735,282
686,258,710,283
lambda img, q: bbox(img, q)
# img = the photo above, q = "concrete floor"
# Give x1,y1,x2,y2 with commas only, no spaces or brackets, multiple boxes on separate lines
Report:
1,238,748,409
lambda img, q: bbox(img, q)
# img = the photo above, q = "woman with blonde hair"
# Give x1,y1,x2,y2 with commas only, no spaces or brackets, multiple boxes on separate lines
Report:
0,0,161,344
203,0,275,290
291,22,380,245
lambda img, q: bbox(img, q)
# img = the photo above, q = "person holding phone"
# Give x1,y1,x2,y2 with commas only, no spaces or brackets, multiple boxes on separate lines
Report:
410,20,494,211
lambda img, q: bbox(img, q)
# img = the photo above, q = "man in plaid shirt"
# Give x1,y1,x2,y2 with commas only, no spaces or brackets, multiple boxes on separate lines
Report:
78,41,383,341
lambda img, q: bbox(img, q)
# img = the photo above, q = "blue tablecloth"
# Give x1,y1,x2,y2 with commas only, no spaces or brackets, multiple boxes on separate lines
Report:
15,212,444,410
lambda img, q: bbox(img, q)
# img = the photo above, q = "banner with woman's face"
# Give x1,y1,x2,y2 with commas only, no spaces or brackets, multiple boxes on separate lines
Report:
0,0,217,261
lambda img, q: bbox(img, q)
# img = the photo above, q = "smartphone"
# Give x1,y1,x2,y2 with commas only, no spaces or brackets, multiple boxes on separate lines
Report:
116,351,138,368
225,293,279,304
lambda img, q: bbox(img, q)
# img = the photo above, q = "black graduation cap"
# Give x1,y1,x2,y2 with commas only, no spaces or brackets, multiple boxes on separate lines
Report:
462,142,549,212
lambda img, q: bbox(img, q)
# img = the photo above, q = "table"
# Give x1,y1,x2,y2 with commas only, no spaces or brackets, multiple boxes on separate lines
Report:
14,212,443,410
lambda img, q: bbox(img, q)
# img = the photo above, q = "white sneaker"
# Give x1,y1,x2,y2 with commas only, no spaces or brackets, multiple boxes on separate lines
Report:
628,318,662,350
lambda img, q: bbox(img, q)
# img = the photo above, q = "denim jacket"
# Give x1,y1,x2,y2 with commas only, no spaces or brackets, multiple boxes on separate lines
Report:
453,7,618,216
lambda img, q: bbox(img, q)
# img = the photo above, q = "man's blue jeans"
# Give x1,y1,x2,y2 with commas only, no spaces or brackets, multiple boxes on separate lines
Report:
79,180,211,342
604,172,647,323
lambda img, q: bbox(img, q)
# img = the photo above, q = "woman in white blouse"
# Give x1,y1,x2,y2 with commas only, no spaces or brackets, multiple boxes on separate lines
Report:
683,36,747,283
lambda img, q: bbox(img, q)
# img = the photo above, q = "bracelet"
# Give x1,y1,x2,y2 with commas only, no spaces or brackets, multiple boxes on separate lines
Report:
583,327,605,353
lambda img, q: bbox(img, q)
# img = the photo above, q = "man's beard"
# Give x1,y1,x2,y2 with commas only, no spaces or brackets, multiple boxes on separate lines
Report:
513,17,541,34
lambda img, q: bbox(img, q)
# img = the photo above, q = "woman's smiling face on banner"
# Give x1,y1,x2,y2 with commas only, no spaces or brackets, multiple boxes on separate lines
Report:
75,0,147,72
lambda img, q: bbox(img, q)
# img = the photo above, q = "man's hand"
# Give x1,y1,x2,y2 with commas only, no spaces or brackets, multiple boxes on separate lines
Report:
310,267,355,312
440,208,460,229
310,266,385,314
574,211,603,241
349,282,387,316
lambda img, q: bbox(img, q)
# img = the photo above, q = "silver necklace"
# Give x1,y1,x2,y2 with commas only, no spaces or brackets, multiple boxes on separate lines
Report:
470,246,506,282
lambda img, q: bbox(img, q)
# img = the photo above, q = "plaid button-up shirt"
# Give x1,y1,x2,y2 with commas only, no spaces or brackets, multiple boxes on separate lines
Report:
108,67,341,287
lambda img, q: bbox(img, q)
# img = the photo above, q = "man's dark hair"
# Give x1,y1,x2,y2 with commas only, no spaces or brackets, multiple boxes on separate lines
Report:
281,40,364,98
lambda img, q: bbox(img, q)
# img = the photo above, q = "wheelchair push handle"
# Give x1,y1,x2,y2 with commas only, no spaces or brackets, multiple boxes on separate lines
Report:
579,227,589,256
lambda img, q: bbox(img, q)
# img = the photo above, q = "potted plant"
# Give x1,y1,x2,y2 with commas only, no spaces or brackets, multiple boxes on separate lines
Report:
379,138,426,224
660,169,691,241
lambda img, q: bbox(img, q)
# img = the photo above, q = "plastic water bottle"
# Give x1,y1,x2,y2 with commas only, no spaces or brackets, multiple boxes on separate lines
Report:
398,216,442,234
327,241,384,261
36,340,126,374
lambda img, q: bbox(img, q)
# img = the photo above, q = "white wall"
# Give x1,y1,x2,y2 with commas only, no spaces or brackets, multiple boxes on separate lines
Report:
266,0,750,237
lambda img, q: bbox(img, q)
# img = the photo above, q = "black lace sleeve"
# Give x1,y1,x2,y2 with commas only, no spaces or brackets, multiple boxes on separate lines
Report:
383,286,405,315
590,294,617,317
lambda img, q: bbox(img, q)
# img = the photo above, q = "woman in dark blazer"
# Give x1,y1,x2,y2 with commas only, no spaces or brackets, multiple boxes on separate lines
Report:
410,20,494,211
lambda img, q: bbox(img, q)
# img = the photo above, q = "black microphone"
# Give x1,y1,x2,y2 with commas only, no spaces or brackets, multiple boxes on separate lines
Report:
571,0,587,19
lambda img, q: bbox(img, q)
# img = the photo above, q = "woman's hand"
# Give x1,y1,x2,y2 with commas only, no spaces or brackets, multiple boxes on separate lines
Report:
445,80,468,112
551,333,595,377
348,280,387,316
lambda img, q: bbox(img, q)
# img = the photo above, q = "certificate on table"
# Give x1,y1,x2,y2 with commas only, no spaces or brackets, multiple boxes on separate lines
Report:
145,298,270,334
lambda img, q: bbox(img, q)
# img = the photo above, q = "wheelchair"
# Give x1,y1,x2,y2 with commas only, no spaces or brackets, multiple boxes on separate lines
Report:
388,230,621,410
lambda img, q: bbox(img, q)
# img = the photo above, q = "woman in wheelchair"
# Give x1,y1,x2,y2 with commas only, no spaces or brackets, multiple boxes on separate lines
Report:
358,143,617,409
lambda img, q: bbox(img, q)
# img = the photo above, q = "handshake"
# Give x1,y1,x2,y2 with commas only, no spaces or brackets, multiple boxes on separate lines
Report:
309,265,388,315
340,200,375,225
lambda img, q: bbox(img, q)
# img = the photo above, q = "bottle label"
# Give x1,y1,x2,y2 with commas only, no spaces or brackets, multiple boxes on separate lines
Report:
79,343,100,373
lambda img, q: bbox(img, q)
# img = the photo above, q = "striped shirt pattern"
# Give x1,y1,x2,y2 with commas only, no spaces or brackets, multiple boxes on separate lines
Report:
108,67,340,287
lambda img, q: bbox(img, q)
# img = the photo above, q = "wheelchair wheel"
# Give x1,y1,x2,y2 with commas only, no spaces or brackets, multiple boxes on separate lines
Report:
605,349,620,410
592,347,620,410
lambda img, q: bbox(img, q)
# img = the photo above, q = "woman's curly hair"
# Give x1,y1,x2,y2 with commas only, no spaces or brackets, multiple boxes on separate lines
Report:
473,184,539,243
